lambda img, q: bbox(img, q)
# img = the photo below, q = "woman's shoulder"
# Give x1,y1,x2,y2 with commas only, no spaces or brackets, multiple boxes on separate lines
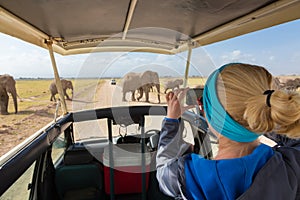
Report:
273,144,300,163
237,144,300,200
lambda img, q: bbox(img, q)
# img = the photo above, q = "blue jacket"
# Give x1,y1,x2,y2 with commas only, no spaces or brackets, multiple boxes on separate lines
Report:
156,119,300,200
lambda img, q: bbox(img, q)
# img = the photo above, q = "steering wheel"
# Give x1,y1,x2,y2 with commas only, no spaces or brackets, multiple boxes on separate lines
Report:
144,129,160,135
144,129,160,151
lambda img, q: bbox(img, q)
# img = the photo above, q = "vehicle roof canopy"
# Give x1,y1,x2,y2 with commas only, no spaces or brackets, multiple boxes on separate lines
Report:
1,0,300,55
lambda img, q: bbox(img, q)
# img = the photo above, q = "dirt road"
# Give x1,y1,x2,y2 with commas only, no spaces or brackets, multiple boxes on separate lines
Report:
72,80,166,140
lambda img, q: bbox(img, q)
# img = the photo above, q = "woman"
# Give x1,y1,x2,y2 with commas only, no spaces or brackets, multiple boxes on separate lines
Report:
156,63,300,200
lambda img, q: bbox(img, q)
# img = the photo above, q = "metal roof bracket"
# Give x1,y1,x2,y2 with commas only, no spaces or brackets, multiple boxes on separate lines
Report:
183,41,193,88
122,0,138,40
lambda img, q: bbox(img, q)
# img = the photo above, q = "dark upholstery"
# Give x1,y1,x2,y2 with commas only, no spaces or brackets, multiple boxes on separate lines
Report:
55,145,104,200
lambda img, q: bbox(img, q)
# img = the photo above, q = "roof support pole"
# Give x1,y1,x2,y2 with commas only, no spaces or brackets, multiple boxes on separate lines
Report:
46,40,68,115
183,43,192,88
122,0,138,40
183,43,202,116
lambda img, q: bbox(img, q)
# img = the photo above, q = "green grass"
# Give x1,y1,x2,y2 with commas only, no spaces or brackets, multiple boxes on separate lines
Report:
13,79,105,112
16,80,52,99
16,80,53,109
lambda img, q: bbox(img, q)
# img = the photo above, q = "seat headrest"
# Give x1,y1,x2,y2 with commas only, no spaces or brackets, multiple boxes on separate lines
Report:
64,145,94,165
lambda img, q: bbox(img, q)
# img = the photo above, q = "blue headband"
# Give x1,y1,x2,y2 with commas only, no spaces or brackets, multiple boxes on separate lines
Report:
203,63,260,142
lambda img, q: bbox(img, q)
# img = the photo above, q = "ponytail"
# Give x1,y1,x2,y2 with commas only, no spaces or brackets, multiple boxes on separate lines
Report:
270,90,300,138
244,90,300,138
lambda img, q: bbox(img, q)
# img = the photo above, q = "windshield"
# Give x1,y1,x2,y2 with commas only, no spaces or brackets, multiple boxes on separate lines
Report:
68,28,214,141
70,46,212,140
69,28,213,112
0,20,300,156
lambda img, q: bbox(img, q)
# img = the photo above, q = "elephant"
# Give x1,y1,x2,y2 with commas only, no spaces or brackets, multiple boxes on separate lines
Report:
164,78,183,93
284,78,300,91
121,72,142,102
136,70,160,103
0,74,18,115
122,70,160,103
49,79,73,101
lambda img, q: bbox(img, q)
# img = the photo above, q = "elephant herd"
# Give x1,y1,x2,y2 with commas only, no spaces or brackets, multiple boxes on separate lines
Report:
121,70,184,104
0,75,73,115
282,78,300,91
121,70,161,104
274,77,300,91
0,70,183,114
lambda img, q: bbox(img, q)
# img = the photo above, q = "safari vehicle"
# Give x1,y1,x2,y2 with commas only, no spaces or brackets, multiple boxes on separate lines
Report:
111,79,117,85
0,0,299,200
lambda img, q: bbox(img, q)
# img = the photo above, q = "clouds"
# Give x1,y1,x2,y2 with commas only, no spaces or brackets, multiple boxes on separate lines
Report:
220,50,256,64
77,51,197,78
205,46,300,76
202,19,300,75
0,45,52,78
207,48,282,74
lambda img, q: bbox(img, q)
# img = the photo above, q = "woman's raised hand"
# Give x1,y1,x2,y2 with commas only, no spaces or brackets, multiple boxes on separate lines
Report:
166,88,194,119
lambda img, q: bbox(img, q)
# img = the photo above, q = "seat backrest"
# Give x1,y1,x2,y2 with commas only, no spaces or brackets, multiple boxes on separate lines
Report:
55,145,103,200
55,164,102,199
63,144,94,165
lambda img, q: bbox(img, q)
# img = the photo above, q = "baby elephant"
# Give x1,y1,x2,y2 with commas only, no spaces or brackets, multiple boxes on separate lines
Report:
164,79,183,93
49,79,73,101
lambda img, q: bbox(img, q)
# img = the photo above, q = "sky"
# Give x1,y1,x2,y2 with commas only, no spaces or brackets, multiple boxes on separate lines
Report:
0,19,300,79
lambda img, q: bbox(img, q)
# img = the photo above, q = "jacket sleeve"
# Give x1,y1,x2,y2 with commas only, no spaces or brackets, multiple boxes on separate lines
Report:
156,118,192,199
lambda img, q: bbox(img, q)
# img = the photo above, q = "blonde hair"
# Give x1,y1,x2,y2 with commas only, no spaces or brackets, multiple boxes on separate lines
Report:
216,63,300,138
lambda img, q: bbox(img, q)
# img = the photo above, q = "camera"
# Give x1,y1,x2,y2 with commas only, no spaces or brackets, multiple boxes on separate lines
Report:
185,87,204,106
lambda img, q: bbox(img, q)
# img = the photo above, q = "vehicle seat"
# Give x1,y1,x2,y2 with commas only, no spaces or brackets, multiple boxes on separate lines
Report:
55,144,104,200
